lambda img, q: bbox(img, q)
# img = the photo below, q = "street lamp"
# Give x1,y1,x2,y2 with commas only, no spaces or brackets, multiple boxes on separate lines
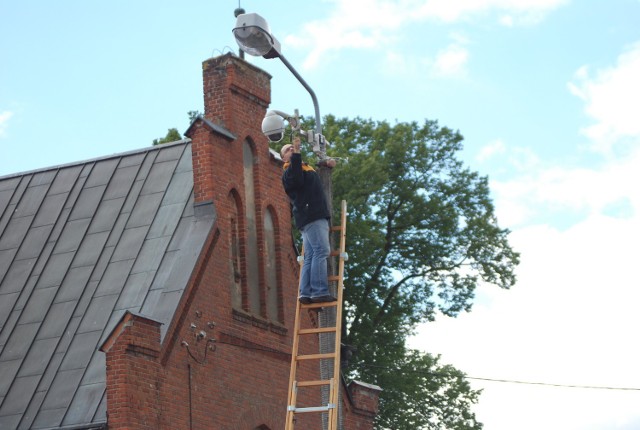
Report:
233,12,328,158
232,12,281,58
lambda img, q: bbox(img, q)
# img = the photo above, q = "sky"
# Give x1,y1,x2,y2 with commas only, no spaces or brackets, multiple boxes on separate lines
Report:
2,0,640,429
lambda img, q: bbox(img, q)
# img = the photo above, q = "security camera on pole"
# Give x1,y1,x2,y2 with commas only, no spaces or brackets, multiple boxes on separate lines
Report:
261,109,335,166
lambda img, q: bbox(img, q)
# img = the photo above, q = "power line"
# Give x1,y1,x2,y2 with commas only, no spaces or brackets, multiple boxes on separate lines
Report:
464,376,640,391
356,362,640,391
216,341,640,391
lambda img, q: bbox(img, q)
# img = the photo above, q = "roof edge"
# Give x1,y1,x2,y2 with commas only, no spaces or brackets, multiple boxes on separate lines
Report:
0,139,192,181
100,310,163,354
38,422,107,430
184,116,236,141
349,380,383,392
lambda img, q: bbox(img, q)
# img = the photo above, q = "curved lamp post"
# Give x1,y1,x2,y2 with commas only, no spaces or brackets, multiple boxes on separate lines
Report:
233,13,328,158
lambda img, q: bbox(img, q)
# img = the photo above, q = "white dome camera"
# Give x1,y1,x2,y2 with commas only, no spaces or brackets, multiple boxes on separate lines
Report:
262,111,286,142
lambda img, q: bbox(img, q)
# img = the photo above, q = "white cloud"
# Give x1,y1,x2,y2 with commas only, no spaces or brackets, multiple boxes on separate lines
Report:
412,212,640,429
285,0,569,70
476,138,506,162
410,146,640,429
417,0,568,25
485,42,640,227
409,40,640,428
383,41,469,78
568,41,640,154
483,42,640,227
380,32,469,78
490,147,640,226
284,0,406,70
499,14,514,27
0,111,13,138
383,50,417,76
432,44,469,77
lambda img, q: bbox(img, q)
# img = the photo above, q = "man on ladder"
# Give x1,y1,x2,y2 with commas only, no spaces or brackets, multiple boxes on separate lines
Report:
281,135,347,430
281,136,337,304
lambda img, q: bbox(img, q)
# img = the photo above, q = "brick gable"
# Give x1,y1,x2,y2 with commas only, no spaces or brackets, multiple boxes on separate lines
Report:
0,52,379,430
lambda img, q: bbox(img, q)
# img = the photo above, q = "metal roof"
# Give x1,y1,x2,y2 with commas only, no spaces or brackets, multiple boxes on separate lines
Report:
0,140,216,429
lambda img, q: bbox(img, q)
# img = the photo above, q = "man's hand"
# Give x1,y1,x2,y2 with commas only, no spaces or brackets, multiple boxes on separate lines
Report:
292,137,301,153
318,158,337,168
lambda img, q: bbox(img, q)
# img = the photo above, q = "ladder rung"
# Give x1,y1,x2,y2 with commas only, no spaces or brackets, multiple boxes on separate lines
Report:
301,301,337,309
288,404,335,413
329,251,349,260
298,326,337,335
330,225,342,232
296,352,336,361
297,379,332,387
327,275,340,282
302,251,346,259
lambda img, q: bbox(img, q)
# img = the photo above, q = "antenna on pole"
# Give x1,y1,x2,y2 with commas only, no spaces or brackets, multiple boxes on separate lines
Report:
234,2,246,60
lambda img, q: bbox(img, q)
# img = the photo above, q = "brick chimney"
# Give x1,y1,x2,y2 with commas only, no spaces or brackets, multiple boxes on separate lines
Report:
185,53,272,205
101,312,162,430
344,381,383,428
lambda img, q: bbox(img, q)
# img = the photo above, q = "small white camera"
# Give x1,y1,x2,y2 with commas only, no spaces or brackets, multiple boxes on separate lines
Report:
262,110,286,142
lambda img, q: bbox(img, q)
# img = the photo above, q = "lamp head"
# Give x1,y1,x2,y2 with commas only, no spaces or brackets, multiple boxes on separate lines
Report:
233,13,281,59
262,111,286,142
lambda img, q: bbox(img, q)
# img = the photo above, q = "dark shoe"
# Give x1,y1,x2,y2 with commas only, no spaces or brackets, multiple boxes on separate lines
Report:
299,296,312,304
311,295,337,303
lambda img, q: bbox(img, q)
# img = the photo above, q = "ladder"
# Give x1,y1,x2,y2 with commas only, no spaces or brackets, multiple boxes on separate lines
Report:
285,200,348,430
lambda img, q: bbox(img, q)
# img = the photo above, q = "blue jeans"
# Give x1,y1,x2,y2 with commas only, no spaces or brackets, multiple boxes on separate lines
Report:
299,218,330,298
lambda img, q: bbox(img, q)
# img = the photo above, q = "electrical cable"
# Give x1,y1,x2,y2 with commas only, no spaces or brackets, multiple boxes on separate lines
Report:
212,336,640,391
463,375,640,391
355,361,640,391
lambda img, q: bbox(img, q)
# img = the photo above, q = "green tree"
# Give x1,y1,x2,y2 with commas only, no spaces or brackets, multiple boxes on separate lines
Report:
369,350,483,430
188,110,203,123
152,128,182,146
318,115,519,429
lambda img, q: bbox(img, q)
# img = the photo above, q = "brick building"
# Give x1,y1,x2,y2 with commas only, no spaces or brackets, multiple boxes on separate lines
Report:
0,53,380,429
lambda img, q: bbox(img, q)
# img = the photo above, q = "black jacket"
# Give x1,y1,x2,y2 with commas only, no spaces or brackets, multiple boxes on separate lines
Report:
282,153,331,230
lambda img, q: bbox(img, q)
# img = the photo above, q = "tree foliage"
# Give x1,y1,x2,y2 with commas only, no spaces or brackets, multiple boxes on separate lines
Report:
153,112,202,146
152,127,182,146
188,110,203,123
318,115,520,429
365,350,483,430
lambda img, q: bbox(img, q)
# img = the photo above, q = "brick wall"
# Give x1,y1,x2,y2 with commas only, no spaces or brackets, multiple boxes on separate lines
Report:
102,53,379,429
